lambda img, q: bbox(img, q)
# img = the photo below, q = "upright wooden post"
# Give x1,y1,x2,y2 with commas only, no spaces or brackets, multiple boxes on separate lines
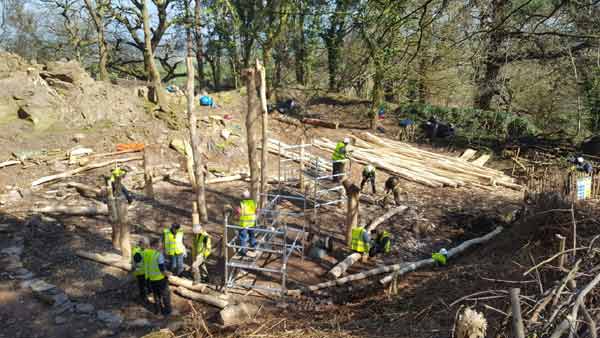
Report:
257,59,269,208
117,196,131,259
242,67,260,202
299,136,305,189
343,180,360,246
143,146,154,199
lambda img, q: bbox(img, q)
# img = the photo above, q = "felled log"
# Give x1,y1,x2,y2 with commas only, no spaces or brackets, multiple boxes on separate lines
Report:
31,156,142,186
75,251,207,293
174,287,228,309
0,160,19,169
35,202,108,216
292,227,503,293
218,303,260,326
206,174,247,184
66,181,103,198
272,113,302,127
327,205,408,279
302,118,338,129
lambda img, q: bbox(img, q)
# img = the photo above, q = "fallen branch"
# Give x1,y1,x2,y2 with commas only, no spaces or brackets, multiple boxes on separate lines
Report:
523,248,587,276
174,287,228,309
31,156,143,186
510,288,526,338
289,227,503,294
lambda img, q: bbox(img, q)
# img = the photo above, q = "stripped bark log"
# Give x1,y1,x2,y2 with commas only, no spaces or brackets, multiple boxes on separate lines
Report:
288,227,503,294
174,287,228,309
243,67,260,201
0,160,19,168
327,205,408,279
31,156,142,186
35,202,109,216
75,251,207,293
66,182,103,198
510,288,526,338
257,59,269,209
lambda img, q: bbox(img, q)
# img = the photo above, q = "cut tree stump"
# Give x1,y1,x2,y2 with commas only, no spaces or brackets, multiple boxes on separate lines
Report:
218,303,260,326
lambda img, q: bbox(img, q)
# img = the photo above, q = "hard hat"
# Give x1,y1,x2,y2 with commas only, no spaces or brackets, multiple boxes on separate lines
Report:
242,190,251,199
577,157,584,163
343,137,350,144
192,224,203,234
440,248,448,255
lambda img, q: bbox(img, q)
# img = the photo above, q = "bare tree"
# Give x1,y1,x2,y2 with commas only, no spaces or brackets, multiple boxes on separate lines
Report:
83,0,110,80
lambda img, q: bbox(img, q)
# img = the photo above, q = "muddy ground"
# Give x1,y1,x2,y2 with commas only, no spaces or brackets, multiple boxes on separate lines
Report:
0,88,527,338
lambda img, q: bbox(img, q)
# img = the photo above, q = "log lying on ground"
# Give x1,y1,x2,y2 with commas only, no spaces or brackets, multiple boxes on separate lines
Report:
206,174,247,184
294,227,503,294
75,251,208,293
66,182,103,198
31,156,143,186
0,160,19,169
327,206,408,279
174,287,228,309
35,202,109,216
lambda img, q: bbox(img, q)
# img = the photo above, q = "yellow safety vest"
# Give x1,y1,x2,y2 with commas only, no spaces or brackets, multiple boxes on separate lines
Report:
332,142,347,161
432,252,447,265
239,199,257,228
194,232,212,258
163,228,185,255
143,249,165,281
351,227,369,253
132,246,145,276
109,167,126,182
378,231,391,254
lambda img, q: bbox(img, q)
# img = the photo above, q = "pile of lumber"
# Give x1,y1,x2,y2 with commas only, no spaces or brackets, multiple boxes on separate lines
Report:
313,133,520,190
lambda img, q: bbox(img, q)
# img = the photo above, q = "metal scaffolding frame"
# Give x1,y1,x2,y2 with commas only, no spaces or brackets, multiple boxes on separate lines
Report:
223,140,349,295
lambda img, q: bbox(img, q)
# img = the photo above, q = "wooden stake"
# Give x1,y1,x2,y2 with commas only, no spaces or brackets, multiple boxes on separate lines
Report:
343,180,360,246
143,147,154,198
105,178,120,250
571,203,576,261
556,234,566,270
299,136,305,189
510,288,526,338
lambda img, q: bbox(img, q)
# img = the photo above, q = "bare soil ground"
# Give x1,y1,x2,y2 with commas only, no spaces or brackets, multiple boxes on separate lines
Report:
0,88,528,338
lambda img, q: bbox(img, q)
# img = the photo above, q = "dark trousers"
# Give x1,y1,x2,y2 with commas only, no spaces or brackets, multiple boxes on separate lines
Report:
136,275,148,300
149,278,171,315
360,176,376,193
332,162,346,182
369,237,391,257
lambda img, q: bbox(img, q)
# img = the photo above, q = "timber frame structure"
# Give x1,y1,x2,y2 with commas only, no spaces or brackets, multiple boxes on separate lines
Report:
223,140,350,295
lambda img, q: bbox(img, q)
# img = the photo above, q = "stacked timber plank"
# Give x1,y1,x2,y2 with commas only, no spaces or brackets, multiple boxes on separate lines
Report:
312,133,520,190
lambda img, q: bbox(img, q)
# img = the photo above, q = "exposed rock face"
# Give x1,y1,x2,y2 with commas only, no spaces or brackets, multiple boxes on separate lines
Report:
0,52,144,130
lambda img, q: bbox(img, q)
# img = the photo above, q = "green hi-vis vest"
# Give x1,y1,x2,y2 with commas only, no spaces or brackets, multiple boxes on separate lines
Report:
332,142,347,161
240,199,257,228
432,252,447,265
363,166,375,178
132,246,145,276
110,167,126,182
143,249,165,281
378,230,391,254
351,227,369,253
194,232,212,258
163,228,184,255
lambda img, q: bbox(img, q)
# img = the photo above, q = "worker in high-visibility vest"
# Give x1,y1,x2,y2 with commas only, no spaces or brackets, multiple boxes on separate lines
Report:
331,137,351,182
108,164,133,203
432,248,448,265
132,238,149,302
144,237,171,316
361,164,377,194
350,226,371,254
369,228,391,257
163,223,186,276
235,190,257,256
191,224,211,284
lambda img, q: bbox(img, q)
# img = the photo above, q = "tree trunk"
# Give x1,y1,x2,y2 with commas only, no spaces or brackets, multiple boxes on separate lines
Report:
371,60,385,129
83,0,108,81
294,13,307,85
257,59,269,209
324,0,350,92
262,46,272,99
142,0,167,109
194,0,204,88
243,67,261,202
117,195,131,259
187,29,208,223
343,180,360,246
